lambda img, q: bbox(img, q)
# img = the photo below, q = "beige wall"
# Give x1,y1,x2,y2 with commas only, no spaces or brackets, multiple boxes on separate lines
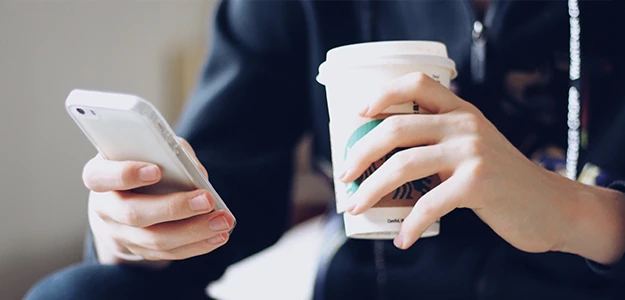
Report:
0,1,216,298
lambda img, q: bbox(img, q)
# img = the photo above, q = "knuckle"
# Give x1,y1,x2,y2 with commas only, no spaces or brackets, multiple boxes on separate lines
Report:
410,72,430,89
386,151,412,178
462,101,483,116
461,137,487,158
119,205,142,227
385,115,407,138
420,204,436,219
454,112,484,134
429,114,445,127
166,196,180,219
443,137,488,169
141,231,170,251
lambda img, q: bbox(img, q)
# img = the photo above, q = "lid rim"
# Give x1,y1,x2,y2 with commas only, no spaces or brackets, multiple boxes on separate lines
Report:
326,40,450,60
317,54,458,85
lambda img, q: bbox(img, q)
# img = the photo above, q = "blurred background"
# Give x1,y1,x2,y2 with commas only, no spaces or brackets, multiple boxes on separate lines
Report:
0,1,331,299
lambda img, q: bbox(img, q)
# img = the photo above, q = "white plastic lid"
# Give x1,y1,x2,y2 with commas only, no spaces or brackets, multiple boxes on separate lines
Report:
317,41,457,84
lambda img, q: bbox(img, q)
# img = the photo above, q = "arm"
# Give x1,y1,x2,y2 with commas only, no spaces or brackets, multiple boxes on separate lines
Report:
572,98,625,278
552,171,625,266
170,0,311,284
338,72,625,279
568,180,625,271
81,0,311,286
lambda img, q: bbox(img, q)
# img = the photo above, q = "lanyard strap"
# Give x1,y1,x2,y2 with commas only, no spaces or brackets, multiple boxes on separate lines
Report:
566,0,581,180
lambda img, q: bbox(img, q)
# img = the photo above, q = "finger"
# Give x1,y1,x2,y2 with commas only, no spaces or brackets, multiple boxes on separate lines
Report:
362,72,461,117
177,137,196,156
177,137,208,178
347,145,449,215
128,233,230,261
83,155,161,192
341,114,444,182
112,210,235,252
92,189,216,228
394,176,462,250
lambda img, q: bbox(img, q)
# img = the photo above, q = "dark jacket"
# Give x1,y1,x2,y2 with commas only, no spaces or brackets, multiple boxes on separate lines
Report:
90,0,625,299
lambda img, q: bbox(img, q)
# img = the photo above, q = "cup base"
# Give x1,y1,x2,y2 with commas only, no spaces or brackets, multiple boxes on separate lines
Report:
343,207,440,240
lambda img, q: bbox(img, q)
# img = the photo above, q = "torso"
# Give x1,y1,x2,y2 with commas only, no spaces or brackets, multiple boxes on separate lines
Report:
305,1,625,299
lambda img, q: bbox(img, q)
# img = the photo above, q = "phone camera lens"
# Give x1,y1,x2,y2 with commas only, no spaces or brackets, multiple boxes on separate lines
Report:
76,108,85,115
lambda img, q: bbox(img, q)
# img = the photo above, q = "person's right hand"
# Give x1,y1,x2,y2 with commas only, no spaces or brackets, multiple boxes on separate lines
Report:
82,139,235,266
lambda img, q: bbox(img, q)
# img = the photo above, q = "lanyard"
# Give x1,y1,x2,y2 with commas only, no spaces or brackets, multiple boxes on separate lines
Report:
470,0,582,179
566,0,581,180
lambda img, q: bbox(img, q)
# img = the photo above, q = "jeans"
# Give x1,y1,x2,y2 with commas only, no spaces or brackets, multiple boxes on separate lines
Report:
24,214,346,300
25,263,211,300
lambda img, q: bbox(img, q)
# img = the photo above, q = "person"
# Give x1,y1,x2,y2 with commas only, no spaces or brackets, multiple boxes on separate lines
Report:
27,0,625,299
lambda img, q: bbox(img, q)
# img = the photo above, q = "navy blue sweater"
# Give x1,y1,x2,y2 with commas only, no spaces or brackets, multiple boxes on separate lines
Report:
90,1,625,299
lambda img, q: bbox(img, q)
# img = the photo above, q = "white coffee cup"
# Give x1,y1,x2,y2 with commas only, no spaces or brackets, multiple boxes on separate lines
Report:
317,41,458,239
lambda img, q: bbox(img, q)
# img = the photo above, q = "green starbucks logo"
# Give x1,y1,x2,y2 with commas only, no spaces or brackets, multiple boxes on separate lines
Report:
344,120,382,197
343,120,435,200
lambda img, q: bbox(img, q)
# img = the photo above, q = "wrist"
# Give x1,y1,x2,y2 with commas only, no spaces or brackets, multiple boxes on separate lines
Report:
560,178,625,265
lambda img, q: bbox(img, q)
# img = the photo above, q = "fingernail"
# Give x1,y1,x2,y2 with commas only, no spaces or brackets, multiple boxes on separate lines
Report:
209,216,230,231
189,194,211,211
138,165,159,182
207,233,226,245
359,104,370,116
394,233,404,249
346,203,356,214
338,169,348,181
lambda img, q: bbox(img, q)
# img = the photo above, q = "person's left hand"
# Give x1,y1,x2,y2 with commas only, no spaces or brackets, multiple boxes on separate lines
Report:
340,72,578,254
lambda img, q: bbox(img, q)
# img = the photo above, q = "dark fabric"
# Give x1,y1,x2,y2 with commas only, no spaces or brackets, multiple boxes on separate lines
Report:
165,0,311,289
30,0,625,299
24,264,211,300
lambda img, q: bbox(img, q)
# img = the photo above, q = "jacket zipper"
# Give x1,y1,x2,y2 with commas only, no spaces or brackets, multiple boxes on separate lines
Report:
466,0,499,84
373,241,388,300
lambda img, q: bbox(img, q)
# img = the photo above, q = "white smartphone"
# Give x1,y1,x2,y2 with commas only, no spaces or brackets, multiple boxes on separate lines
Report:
65,89,235,226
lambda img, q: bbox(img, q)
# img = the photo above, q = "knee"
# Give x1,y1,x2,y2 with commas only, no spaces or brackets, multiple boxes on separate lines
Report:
25,264,91,300
25,263,210,300
25,263,138,300
24,263,159,300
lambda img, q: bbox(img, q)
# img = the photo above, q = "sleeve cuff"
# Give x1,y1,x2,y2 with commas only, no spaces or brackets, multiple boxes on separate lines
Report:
585,180,625,280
